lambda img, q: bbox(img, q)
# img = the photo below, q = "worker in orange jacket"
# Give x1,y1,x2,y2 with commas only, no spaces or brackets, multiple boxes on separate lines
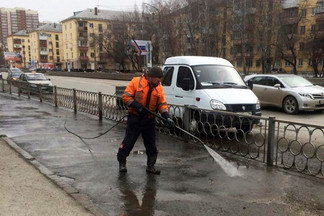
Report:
117,67,175,174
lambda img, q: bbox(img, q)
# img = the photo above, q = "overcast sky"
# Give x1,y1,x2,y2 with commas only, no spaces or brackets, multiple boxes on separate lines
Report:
1,0,147,23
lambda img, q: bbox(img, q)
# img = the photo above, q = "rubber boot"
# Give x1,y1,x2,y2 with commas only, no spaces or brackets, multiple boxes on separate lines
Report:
118,156,127,173
146,155,160,175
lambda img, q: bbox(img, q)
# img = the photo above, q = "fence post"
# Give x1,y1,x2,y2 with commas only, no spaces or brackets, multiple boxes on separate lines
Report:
73,88,77,113
9,81,12,94
98,92,103,121
27,83,30,99
39,85,42,102
267,116,276,166
54,86,58,107
1,78,4,92
183,105,190,142
18,82,21,97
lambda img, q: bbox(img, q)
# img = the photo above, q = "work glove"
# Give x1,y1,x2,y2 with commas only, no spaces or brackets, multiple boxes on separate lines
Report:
162,112,175,128
164,118,175,128
130,101,147,117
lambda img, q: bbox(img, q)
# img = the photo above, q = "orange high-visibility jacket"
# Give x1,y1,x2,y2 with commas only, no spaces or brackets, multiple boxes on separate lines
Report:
122,74,168,115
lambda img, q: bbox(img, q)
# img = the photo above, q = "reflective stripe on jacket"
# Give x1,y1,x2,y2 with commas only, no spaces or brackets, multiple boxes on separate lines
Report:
122,74,168,115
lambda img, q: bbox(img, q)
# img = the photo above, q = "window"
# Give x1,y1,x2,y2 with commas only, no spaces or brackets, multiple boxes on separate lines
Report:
56,49,59,55
300,26,305,34
285,60,293,66
162,67,174,86
301,9,307,17
57,56,60,62
310,24,315,33
299,42,304,50
89,23,93,28
267,77,282,87
256,59,261,67
176,66,193,88
99,24,103,32
298,59,303,66
246,59,253,67
55,34,59,40
56,42,59,47
91,53,95,58
252,77,267,85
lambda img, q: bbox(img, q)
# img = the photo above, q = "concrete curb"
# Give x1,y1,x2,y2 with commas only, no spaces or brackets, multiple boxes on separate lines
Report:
1,136,106,216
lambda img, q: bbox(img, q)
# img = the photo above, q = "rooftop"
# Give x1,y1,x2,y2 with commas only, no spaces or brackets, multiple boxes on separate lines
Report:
61,8,134,23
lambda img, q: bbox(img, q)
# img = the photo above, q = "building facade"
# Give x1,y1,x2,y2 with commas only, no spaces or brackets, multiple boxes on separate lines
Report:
28,23,63,70
61,8,141,71
6,30,30,68
0,7,38,47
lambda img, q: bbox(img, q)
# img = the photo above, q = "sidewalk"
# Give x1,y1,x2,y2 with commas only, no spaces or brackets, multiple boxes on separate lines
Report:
0,137,94,216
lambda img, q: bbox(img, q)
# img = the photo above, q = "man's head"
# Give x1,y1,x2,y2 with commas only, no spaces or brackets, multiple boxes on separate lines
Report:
147,67,163,87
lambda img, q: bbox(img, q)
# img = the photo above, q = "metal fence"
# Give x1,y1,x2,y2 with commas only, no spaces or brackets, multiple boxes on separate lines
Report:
1,78,324,178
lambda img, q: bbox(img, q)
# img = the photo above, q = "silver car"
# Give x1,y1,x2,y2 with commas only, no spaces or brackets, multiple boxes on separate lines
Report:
244,74,324,114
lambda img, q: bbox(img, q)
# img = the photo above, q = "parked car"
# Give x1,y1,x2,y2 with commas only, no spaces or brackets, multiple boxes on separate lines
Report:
7,68,23,86
244,74,324,114
18,72,53,93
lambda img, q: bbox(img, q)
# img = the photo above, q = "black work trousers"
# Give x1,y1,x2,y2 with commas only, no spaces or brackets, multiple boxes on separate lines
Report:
117,114,157,162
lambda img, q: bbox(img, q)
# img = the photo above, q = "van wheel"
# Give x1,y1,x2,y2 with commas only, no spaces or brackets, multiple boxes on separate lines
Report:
283,96,298,114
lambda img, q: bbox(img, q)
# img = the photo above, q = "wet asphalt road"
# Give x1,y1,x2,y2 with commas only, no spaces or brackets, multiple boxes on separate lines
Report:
1,93,324,216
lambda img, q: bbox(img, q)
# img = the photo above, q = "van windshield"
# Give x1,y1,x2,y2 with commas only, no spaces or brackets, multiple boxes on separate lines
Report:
192,65,246,89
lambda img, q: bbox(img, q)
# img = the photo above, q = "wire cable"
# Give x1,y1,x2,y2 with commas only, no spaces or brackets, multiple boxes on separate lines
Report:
64,114,128,140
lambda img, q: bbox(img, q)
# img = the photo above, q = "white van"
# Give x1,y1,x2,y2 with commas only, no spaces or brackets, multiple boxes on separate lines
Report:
161,56,261,131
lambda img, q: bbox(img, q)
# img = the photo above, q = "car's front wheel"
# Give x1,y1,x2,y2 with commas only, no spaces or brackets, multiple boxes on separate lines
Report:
283,96,299,114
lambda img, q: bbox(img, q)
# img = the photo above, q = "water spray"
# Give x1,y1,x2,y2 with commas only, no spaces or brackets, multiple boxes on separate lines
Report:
144,107,243,177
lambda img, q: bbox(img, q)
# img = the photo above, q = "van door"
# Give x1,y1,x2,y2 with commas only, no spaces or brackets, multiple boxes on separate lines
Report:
173,66,196,106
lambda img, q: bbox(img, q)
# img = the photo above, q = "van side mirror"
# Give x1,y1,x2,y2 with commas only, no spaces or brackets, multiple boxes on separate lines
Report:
182,78,194,91
247,80,253,90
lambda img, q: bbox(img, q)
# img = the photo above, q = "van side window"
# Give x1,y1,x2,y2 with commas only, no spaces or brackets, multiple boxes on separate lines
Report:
177,66,193,88
162,67,174,86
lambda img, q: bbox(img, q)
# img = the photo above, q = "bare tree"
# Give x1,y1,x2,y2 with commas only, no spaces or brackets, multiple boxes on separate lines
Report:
101,12,145,72
305,11,324,77
274,1,309,74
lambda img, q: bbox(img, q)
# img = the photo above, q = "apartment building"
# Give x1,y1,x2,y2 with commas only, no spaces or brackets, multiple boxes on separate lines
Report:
28,23,63,70
0,7,38,47
6,30,30,68
61,8,140,71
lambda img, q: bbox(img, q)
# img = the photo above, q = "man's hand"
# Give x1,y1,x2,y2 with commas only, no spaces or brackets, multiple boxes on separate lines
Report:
161,112,175,128
164,117,175,128
130,101,147,117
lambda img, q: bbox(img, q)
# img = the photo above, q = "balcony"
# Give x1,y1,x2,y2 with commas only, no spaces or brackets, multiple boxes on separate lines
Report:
40,58,48,63
281,17,299,25
315,12,324,22
78,46,88,51
78,26,88,32
40,51,48,55
79,56,89,61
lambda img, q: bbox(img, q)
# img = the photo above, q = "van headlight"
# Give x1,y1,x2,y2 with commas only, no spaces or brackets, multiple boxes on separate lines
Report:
256,99,261,110
210,99,226,110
